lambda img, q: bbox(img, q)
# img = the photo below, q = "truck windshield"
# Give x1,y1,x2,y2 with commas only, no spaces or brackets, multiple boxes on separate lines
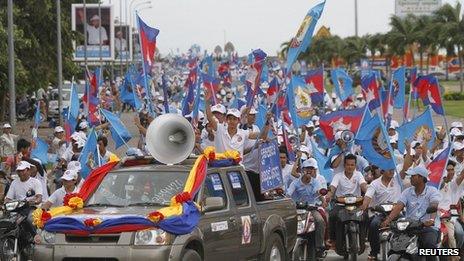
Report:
86,171,189,207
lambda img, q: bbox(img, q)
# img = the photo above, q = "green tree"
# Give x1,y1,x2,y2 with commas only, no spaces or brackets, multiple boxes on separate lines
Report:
340,36,367,69
388,14,420,66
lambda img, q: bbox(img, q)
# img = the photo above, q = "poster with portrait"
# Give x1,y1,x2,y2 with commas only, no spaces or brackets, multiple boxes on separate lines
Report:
72,4,114,61
114,24,132,63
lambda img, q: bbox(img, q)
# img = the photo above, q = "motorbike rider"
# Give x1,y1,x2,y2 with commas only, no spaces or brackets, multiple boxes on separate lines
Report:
287,159,327,258
381,166,441,260
361,167,402,260
326,153,368,246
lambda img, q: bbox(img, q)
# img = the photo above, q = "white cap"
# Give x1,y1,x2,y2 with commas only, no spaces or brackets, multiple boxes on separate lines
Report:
311,115,320,121
67,161,82,171
90,15,100,21
211,104,226,114
331,93,337,98
2,123,11,129
302,158,318,169
61,170,78,181
453,142,464,151
389,120,399,129
54,126,64,133
71,132,86,142
226,108,241,118
451,121,463,128
76,138,86,148
411,140,421,148
306,121,314,128
79,121,88,129
157,96,164,102
451,128,464,137
198,111,205,122
249,108,258,115
389,135,398,144
16,161,32,171
299,145,310,154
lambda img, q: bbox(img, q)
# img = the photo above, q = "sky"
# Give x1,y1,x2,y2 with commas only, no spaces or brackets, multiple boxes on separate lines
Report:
105,0,463,56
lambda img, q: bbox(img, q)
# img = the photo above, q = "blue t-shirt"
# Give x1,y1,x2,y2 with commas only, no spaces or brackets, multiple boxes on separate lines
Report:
287,177,322,205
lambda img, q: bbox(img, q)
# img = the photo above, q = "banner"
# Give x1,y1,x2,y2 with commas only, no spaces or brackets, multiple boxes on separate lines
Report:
258,141,283,193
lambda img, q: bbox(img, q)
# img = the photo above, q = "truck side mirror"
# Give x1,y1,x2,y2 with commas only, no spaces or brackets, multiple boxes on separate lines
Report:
203,197,225,212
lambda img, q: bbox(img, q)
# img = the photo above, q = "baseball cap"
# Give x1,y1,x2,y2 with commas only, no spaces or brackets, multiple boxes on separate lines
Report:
389,136,398,144
79,121,89,129
90,15,100,21
302,158,318,169
67,161,82,171
311,115,320,122
211,104,226,114
331,93,337,98
54,126,64,133
450,128,464,137
306,121,315,128
61,170,78,181
299,145,311,154
2,123,11,129
451,121,463,129
249,108,258,115
389,120,399,129
226,108,241,118
453,142,464,151
75,138,86,148
16,161,32,171
406,166,429,179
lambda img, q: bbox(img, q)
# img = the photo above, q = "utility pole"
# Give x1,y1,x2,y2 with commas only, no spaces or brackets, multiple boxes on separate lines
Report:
57,0,63,126
354,0,359,37
7,0,16,127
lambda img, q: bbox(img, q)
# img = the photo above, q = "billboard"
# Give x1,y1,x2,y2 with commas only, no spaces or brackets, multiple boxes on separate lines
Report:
72,4,114,61
395,0,442,17
114,24,132,63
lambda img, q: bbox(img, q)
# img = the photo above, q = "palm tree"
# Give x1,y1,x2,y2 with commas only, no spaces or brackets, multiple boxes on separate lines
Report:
224,42,235,57
433,2,464,92
341,36,367,69
388,14,420,67
415,15,434,74
280,40,291,58
366,33,383,67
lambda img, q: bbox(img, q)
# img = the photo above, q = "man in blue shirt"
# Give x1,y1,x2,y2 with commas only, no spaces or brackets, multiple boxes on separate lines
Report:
287,159,327,257
381,166,441,257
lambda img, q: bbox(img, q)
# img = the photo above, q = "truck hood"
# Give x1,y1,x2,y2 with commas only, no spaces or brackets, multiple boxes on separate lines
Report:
62,206,163,219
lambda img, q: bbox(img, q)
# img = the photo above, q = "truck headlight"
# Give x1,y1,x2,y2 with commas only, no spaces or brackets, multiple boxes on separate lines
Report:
396,221,410,231
41,230,56,244
134,229,172,245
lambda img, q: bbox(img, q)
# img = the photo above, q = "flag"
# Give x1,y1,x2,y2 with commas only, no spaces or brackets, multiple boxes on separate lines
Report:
161,75,170,113
287,76,314,128
84,68,100,125
305,67,324,104
286,0,326,70
100,109,132,149
255,104,268,130
360,72,380,112
380,88,393,119
391,67,406,109
414,75,444,115
331,68,354,102
34,101,41,129
427,145,451,188
319,106,365,144
136,13,159,71
355,113,396,170
410,67,418,100
282,124,295,162
310,140,333,182
245,49,267,106
202,73,220,105
31,137,49,165
182,67,198,116
218,62,231,87
69,82,80,119
79,129,98,178
267,77,279,102
396,107,435,153
191,76,202,122
64,116,77,142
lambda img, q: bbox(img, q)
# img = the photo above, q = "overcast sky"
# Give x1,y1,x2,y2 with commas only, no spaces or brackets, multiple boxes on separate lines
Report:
106,0,463,56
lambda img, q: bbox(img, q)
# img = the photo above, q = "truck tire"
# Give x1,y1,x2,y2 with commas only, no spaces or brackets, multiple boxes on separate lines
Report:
181,249,202,261
262,233,285,261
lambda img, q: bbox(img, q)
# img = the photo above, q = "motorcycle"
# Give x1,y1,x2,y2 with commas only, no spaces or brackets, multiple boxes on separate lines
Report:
0,200,35,261
292,189,328,261
387,206,437,261
438,205,460,261
334,194,366,261
372,203,395,261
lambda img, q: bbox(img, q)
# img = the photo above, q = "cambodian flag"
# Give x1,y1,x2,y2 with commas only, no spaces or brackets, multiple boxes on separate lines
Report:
331,68,354,102
414,75,444,115
84,68,100,125
380,88,393,119
410,67,418,99
136,14,159,72
245,49,267,106
427,145,451,188
182,67,198,116
319,106,365,143
391,67,406,109
202,73,219,105
218,62,231,87
361,72,380,112
267,77,279,102
305,67,324,104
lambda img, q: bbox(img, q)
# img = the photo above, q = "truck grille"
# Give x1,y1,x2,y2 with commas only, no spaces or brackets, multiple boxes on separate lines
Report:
63,258,118,261
65,234,120,243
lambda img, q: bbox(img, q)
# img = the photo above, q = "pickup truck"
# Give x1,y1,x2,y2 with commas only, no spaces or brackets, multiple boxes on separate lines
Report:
34,157,297,261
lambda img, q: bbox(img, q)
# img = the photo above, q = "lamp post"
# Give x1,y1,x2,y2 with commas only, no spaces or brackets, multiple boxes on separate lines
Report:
354,0,359,37
57,0,63,125
130,1,151,28
7,0,15,126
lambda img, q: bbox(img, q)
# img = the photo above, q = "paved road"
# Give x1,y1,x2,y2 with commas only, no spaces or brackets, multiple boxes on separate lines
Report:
325,249,370,260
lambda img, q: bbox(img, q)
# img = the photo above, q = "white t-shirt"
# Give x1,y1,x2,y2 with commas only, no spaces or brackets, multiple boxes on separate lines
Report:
365,175,402,207
330,171,366,197
438,178,464,211
282,164,297,190
62,147,75,163
52,137,67,158
115,38,127,51
6,177,43,201
87,25,108,45
47,186,79,208
214,124,250,157
315,174,327,189
32,174,49,202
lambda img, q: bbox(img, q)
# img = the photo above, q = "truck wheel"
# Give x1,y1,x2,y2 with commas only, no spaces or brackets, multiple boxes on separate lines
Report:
262,233,285,261
181,249,201,261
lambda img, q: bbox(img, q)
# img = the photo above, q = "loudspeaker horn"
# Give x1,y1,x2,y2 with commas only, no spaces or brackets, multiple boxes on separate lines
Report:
341,130,355,143
145,113,195,164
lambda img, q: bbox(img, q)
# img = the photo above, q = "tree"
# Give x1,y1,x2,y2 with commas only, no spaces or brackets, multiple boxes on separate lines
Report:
214,45,223,58
388,14,420,66
366,33,383,66
340,36,367,69
433,2,464,92
224,41,235,57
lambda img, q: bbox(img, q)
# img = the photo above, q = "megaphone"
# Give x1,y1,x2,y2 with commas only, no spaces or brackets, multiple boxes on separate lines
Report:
145,113,195,164
341,130,355,143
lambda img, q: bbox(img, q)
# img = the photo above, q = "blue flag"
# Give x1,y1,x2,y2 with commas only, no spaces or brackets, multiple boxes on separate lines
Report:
34,101,41,129
355,113,396,170
79,129,98,178
161,75,170,113
286,1,326,71
100,109,132,149
31,137,49,164
287,76,313,129
397,107,435,153
255,104,268,130
69,82,80,119
310,140,333,182
391,66,406,109
331,68,354,102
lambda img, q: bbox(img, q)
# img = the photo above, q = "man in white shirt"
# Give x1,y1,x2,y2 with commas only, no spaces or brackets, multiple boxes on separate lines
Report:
305,158,328,190
52,126,67,159
5,161,42,205
97,136,119,165
280,146,298,190
326,154,368,244
0,123,18,157
87,15,108,45
43,170,79,209
67,161,85,190
114,31,127,52
361,167,402,259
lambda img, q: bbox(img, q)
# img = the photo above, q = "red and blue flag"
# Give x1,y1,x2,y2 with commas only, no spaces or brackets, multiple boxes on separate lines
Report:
414,75,444,115
319,106,365,144
427,145,451,188
305,67,324,104
136,14,159,72
361,72,380,112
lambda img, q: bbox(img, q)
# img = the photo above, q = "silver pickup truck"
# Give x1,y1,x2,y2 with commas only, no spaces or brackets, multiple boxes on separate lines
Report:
34,157,297,261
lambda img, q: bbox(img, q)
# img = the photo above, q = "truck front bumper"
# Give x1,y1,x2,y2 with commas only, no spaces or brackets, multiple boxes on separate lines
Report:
34,244,184,261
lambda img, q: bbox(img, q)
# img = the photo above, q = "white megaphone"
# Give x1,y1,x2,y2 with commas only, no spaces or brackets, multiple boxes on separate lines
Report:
145,113,195,164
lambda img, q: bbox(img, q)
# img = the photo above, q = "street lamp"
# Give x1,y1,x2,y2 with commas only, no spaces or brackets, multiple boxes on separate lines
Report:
130,1,151,27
